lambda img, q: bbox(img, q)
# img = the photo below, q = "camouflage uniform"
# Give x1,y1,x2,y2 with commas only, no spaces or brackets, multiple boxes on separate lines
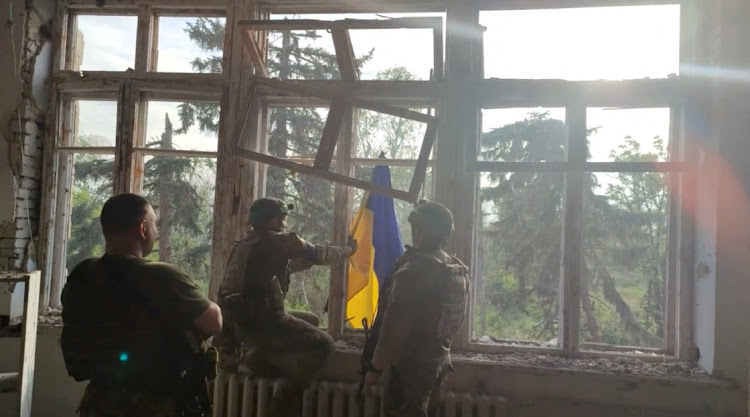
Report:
369,202,470,417
213,198,356,415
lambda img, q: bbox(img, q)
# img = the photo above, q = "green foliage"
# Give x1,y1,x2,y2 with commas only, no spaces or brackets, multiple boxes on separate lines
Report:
66,121,217,287
477,112,668,348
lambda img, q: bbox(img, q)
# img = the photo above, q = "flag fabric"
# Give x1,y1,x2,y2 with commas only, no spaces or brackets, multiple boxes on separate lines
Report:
346,166,404,329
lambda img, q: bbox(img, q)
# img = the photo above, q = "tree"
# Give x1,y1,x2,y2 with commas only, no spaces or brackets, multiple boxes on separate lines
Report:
584,137,668,346
66,119,216,289
66,138,113,270
477,112,668,347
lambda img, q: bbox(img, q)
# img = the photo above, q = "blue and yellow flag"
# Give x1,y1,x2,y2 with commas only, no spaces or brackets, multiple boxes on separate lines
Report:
346,166,404,329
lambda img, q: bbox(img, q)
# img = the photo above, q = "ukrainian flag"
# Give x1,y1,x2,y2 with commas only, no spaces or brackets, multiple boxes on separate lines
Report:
346,166,404,329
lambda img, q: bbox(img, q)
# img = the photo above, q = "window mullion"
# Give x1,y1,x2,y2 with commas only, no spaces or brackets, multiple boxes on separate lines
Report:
132,93,147,195
135,6,154,74
114,80,137,194
560,105,586,355
329,108,355,340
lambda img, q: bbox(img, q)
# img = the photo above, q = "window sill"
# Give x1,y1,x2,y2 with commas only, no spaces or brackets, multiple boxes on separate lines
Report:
333,336,708,381
326,346,744,417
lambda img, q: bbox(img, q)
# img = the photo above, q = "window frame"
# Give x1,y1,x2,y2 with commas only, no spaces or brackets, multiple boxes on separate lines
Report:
40,0,226,309
41,0,700,363
469,102,689,358
460,0,696,360
257,95,438,337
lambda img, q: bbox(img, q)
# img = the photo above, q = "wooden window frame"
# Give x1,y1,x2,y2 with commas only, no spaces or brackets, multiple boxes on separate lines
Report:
40,0,700,363
461,0,696,360
238,17,444,81
233,75,440,203
469,101,691,360
39,0,226,309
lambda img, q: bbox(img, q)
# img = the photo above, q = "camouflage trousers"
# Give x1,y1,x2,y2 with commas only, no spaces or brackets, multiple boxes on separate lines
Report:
77,383,178,417
214,310,334,387
382,358,451,417
213,310,334,416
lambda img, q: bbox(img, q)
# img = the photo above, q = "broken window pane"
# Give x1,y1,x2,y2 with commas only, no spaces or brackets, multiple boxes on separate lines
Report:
354,107,434,160
74,15,137,71
480,108,567,162
144,101,220,152
140,155,217,294
352,164,433,246
587,108,672,162
66,154,114,273
350,29,435,81
269,13,445,81
474,172,562,345
268,106,330,159
481,5,680,80
72,100,118,147
156,16,226,73
581,171,670,349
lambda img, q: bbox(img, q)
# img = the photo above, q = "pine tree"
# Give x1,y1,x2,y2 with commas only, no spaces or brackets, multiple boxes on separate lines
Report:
478,112,667,347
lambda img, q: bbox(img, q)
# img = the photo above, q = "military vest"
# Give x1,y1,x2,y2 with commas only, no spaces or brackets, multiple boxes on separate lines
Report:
403,249,470,357
219,231,297,325
361,247,470,367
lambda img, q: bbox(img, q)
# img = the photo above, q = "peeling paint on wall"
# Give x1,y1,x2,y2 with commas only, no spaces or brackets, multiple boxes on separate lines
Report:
0,0,55,272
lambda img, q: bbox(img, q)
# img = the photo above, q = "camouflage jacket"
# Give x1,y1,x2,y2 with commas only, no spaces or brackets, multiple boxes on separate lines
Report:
218,229,354,323
374,246,470,366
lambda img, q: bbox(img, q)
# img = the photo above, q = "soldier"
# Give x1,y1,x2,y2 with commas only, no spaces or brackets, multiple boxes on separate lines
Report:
60,193,222,417
361,201,470,417
213,197,358,416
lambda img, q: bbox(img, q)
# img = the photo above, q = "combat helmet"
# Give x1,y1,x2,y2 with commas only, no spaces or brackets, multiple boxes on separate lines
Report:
248,197,294,227
408,200,454,245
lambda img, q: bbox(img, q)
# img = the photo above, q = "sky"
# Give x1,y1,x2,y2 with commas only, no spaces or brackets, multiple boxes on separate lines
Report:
73,5,679,197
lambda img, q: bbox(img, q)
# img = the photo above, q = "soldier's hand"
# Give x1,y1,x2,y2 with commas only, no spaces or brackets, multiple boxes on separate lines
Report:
347,235,358,255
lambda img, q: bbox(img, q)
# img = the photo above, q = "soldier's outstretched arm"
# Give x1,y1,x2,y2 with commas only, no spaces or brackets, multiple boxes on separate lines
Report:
285,233,358,267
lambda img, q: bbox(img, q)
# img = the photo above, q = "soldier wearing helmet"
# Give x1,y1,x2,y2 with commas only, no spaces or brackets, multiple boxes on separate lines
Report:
213,197,357,417
361,200,470,417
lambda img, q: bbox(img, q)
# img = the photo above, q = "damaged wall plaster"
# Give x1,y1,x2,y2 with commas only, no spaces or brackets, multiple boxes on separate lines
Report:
0,0,55,272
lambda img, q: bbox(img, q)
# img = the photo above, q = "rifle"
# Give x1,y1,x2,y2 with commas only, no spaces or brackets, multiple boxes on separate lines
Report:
178,344,217,417
357,277,392,399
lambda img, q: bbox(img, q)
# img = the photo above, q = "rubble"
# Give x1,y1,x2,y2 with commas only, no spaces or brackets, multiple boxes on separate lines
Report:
335,336,710,380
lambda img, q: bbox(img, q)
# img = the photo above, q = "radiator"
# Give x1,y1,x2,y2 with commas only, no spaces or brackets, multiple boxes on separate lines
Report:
212,374,508,417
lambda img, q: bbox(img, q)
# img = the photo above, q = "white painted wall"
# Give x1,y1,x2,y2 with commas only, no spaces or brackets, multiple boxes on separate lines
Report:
690,1,750,387
0,327,86,417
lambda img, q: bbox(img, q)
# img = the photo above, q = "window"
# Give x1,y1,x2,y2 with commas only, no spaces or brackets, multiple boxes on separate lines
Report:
270,12,445,81
480,5,680,80
155,16,226,73
72,15,138,71
44,3,224,306
45,0,693,362
137,100,220,293
264,104,336,322
62,98,118,274
472,104,683,355
466,4,686,357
